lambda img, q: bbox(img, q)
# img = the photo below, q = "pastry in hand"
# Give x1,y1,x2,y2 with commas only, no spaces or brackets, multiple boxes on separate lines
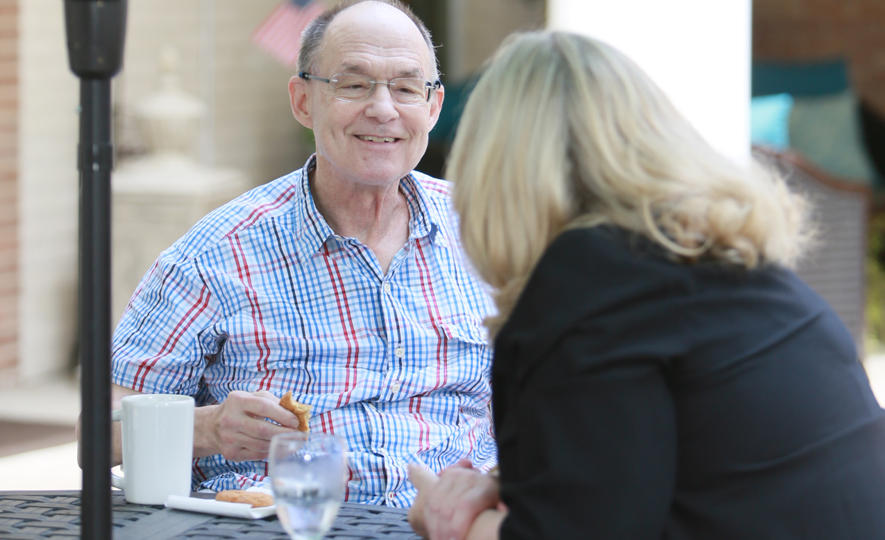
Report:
279,391,311,432
215,489,274,507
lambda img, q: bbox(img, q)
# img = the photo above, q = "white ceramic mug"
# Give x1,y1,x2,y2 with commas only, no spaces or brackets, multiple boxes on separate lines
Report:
111,394,194,505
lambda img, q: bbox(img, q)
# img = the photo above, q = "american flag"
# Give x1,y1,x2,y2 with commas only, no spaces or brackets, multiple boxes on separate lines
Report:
252,0,326,67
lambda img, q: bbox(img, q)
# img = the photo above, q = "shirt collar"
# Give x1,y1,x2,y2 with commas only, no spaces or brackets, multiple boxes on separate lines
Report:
297,154,335,257
297,154,442,255
400,172,439,241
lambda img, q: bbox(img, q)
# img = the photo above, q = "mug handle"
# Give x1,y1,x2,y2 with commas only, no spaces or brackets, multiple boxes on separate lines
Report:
110,409,124,490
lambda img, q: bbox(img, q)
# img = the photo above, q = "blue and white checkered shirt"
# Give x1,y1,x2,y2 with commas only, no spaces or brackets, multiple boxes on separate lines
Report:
111,155,496,506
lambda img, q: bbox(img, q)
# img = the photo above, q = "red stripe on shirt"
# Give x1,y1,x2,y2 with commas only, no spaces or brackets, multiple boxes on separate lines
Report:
322,245,360,408
228,235,274,390
192,459,206,481
409,396,430,451
419,177,450,196
133,285,211,391
229,184,299,237
415,240,448,388
127,259,160,312
322,411,335,435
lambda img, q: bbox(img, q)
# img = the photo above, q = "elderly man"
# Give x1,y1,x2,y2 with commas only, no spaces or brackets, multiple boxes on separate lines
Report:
97,0,495,506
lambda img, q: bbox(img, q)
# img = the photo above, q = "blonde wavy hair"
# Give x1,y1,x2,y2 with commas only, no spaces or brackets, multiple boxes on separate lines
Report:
448,31,812,335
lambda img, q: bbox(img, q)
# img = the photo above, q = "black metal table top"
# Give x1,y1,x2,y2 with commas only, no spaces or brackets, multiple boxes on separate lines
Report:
0,490,421,539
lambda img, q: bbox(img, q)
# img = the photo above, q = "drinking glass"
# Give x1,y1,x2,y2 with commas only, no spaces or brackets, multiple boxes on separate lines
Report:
269,432,348,540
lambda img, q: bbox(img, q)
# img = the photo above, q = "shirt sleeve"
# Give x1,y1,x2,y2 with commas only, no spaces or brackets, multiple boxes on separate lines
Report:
497,329,678,539
111,247,222,396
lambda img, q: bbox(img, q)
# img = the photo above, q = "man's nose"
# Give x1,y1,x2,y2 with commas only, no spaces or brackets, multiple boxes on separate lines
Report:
364,83,399,121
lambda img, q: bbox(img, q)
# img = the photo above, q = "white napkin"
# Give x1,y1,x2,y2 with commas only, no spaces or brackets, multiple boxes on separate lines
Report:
164,494,276,519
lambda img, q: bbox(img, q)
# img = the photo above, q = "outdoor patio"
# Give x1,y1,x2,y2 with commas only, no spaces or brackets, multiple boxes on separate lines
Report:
3,353,885,491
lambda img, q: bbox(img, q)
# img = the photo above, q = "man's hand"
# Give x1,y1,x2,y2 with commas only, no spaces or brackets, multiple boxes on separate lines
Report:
408,459,501,540
85,386,306,469
195,390,304,462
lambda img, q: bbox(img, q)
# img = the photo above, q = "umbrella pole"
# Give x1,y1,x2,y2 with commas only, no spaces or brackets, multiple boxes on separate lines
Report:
77,76,113,540
63,1,127,538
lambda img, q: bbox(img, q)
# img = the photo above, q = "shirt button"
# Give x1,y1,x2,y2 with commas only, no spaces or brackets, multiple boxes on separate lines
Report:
382,283,392,294
390,379,402,391
394,347,405,359
387,492,395,501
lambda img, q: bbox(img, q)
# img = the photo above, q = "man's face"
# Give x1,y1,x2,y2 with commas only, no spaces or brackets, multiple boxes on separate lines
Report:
290,2,443,189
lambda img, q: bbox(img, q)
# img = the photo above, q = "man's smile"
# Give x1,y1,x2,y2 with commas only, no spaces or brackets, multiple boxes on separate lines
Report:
356,134,399,143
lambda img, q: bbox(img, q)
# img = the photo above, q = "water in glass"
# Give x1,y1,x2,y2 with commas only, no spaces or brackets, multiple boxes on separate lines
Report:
270,432,347,540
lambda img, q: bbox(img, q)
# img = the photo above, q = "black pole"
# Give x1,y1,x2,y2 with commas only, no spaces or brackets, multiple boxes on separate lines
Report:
63,1,126,539
77,77,114,539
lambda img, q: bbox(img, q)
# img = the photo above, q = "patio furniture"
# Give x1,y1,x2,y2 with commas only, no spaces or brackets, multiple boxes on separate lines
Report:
0,490,420,539
754,145,871,356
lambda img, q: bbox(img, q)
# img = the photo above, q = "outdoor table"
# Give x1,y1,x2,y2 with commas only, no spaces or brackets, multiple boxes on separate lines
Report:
0,490,420,538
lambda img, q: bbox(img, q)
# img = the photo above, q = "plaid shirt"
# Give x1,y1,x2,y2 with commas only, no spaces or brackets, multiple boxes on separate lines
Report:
111,156,496,506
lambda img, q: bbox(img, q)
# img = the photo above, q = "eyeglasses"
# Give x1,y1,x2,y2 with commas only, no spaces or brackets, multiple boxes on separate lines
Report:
299,71,441,105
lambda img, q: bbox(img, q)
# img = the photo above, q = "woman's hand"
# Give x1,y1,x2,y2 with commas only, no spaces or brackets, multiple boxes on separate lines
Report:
408,465,436,538
408,459,501,540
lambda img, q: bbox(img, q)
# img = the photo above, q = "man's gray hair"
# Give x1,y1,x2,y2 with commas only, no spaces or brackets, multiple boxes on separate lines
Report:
298,0,440,79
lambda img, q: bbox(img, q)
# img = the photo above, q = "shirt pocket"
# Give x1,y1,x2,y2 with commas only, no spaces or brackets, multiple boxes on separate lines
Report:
434,319,492,394
439,318,488,346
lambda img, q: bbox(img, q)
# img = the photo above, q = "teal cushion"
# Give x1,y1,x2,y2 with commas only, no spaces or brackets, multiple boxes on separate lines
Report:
751,93,793,149
752,59,848,97
788,90,876,184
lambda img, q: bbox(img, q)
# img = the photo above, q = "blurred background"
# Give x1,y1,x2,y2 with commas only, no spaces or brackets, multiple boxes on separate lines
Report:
3,0,885,489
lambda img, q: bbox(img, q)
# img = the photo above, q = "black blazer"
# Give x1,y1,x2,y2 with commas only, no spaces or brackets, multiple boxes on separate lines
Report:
492,226,885,539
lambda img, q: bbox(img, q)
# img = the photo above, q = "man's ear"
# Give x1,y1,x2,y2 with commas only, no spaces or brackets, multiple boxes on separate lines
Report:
289,75,313,129
427,83,444,131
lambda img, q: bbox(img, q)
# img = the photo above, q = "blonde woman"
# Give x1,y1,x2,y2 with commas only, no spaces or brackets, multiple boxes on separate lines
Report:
408,31,885,539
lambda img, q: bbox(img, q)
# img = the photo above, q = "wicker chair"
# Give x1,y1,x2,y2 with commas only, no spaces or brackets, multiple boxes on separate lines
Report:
753,145,871,358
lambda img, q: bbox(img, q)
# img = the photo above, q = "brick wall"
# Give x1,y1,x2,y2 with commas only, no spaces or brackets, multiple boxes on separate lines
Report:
0,0,17,378
754,0,885,115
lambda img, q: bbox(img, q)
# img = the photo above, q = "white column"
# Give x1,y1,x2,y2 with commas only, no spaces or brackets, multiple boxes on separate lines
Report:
547,0,751,163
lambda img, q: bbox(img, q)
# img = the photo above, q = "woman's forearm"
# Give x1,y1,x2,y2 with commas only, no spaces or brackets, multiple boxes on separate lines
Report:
466,508,506,540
